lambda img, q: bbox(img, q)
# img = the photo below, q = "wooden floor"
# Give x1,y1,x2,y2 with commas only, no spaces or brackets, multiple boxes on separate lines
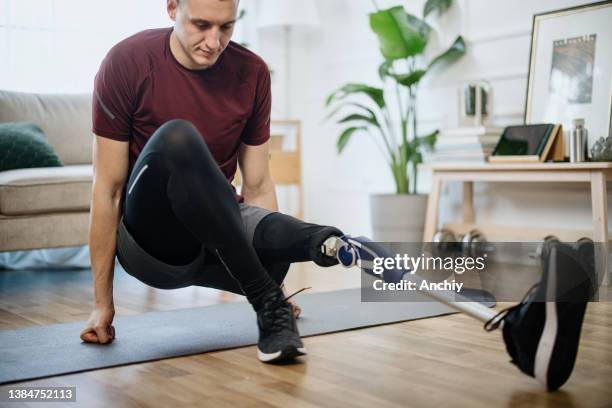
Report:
0,262,611,408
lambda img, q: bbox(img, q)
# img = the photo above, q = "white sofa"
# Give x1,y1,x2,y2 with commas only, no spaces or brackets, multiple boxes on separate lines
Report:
0,90,94,252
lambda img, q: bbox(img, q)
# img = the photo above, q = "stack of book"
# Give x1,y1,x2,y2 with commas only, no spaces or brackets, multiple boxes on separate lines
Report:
431,126,504,163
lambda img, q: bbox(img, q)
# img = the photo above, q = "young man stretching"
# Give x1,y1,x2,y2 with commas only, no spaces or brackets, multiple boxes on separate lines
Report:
81,0,594,391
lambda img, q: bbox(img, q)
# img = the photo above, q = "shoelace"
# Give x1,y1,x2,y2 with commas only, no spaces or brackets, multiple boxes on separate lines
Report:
284,286,312,302
483,283,539,332
262,286,311,332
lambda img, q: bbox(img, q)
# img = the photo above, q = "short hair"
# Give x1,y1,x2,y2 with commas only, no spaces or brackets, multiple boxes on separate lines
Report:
176,0,238,5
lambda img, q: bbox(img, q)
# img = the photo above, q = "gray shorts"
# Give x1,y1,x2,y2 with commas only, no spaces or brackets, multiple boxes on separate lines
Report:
116,202,290,294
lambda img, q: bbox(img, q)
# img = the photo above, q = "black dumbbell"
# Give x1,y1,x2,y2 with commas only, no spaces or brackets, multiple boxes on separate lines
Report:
575,237,595,269
531,235,560,263
460,229,490,258
433,229,491,258
432,228,461,256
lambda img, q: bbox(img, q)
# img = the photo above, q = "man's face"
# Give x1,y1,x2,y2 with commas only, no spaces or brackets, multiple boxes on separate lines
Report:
168,0,238,69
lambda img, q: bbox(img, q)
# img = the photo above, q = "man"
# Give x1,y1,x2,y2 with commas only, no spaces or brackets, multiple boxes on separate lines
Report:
81,0,594,391
82,0,342,363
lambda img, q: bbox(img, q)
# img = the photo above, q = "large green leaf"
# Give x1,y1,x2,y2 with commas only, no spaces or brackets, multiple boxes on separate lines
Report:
338,113,379,127
378,60,392,81
415,129,439,152
428,36,466,71
391,69,426,87
324,101,381,123
412,151,424,165
369,6,426,61
337,127,365,154
326,83,385,108
405,14,432,40
423,0,452,18
400,142,412,164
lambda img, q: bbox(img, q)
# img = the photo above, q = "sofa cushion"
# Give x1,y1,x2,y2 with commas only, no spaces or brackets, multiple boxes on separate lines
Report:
0,90,93,165
0,122,63,171
0,212,90,251
0,165,92,215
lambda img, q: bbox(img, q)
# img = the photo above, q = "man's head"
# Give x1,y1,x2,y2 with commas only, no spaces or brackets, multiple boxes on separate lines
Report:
167,0,239,69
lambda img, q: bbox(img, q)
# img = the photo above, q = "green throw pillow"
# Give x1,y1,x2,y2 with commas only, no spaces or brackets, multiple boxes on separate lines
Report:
0,122,63,171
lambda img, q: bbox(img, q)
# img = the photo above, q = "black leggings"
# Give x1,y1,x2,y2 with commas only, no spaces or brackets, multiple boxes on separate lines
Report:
122,119,342,300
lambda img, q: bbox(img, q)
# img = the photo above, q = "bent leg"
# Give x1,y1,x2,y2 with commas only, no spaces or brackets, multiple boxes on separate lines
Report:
122,119,278,305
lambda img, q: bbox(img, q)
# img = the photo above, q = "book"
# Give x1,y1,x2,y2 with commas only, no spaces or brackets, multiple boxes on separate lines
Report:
431,126,504,164
436,135,501,147
434,143,497,153
432,154,488,163
489,124,564,163
440,126,505,137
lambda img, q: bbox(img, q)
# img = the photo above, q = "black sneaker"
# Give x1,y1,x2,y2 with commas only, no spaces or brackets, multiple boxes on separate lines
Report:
255,286,309,363
484,240,595,391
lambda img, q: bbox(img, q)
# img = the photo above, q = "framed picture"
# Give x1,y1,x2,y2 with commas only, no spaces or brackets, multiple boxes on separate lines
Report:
525,1,612,145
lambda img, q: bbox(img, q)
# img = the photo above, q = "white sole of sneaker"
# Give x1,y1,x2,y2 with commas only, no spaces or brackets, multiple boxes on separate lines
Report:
534,247,558,388
534,301,557,387
258,347,307,363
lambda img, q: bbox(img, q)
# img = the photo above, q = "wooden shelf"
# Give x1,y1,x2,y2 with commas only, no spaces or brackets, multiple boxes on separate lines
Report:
442,222,612,243
423,163,611,285
425,162,612,171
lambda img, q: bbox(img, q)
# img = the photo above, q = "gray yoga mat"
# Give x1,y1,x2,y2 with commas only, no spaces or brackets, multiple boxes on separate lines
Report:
1,288,459,384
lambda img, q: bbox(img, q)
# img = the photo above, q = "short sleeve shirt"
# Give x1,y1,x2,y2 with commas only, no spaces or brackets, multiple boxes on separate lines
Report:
92,28,271,202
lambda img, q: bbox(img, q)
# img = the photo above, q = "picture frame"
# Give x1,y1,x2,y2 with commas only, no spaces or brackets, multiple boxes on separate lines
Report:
525,1,612,145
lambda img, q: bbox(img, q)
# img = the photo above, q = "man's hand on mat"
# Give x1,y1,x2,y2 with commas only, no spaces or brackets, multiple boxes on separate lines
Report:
80,307,116,344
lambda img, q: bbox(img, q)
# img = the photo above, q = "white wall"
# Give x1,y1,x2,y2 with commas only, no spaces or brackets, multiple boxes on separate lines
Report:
257,0,608,237
0,0,255,93
1,0,606,238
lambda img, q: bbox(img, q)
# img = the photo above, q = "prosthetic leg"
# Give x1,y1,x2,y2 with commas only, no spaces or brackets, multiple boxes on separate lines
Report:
320,234,596,391
320,235,497,322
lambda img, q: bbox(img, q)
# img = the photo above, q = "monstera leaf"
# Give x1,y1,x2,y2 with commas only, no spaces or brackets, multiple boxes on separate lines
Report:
369,6,426,61
337,127,366,154
405,13,432,40
428,36,466,70
423,0,452,18
326,83,385,108
415,130,439,152
391,70,426,87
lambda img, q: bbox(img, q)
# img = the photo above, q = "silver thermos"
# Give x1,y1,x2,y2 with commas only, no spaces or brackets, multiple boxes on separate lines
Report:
570,118,588,162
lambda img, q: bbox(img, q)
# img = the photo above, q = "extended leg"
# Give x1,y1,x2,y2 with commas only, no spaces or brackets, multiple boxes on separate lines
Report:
323,234,595,391
320,235,497,322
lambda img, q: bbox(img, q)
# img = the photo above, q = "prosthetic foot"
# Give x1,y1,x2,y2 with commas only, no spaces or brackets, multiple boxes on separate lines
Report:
320,235,407,283
484,240,596,391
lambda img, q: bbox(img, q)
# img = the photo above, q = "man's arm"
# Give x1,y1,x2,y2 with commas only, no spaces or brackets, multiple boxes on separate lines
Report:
238,141,278,211
80,135,129,344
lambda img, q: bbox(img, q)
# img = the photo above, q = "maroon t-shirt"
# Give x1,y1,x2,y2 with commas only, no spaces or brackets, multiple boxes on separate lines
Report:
92,28,271,202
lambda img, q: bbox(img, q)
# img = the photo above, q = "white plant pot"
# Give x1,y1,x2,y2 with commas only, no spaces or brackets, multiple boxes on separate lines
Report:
369,194,429,242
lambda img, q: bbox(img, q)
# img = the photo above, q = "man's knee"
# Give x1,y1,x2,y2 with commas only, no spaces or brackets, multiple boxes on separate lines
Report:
160,118,198,136
154,119,211,163
159,119,201,148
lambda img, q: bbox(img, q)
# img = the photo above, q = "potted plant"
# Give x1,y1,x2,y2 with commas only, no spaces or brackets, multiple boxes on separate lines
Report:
325,0,466,241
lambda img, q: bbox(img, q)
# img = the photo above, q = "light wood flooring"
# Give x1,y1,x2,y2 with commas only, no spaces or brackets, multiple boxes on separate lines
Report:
0,262,611,408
